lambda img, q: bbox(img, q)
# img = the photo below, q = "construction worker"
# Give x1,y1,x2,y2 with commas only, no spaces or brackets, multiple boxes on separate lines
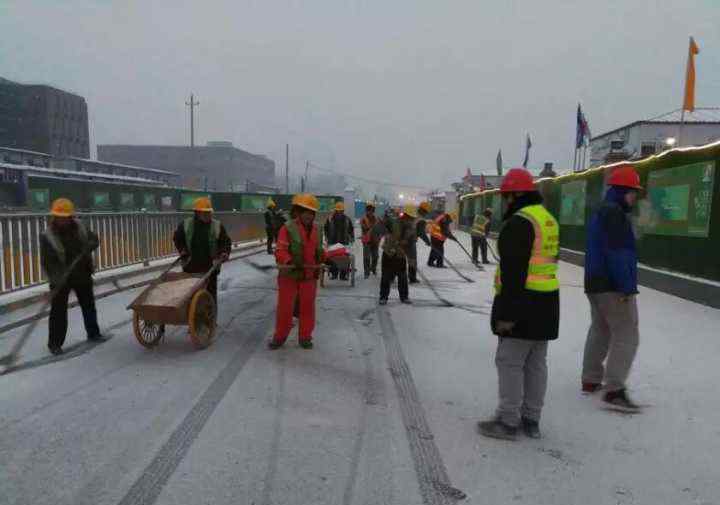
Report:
324,201,354,280
360,202,380,278
582,163,643,412
173,197,231,304
264,198,282,254
479,168,559,441
378,206,415,305
471,208,493,265
409,201,432,284
270,193,325,350
427,210,457,268
40,198,105,355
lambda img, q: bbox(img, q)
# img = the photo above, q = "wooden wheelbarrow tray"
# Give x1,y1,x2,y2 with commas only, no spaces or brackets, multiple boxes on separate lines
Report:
127,258,221,349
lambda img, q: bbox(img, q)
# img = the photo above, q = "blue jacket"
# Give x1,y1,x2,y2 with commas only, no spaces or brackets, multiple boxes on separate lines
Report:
584,187,639,295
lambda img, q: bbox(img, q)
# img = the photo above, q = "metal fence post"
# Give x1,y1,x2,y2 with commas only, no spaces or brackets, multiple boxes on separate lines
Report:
141,210,150,266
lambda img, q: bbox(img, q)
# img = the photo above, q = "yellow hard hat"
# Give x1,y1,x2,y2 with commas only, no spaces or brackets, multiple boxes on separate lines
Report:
403,204,418,218
365,201,376,209
291,193,319,212
50,198,75,217
267,198,276,208
419,201,431,213
334,201,345,211
193,197,213,212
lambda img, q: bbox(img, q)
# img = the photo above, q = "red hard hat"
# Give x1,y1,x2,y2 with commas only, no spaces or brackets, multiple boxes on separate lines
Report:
500,168,536,193
607,164,642,190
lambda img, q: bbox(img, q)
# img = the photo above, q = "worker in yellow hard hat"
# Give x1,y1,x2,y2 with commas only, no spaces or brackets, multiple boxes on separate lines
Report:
264,197,285,254
40,198,105,355
173,196,231,305
270,193,325,350
323,200,354,280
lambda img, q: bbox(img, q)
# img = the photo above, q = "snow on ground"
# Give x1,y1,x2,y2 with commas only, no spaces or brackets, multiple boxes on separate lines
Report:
1,231,719,505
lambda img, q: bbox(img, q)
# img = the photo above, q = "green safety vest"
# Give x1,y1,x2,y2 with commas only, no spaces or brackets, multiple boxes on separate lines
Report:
282,219,323,280
471,214,488,237
494,204,559,294
184,217,221,259
43,220,89,266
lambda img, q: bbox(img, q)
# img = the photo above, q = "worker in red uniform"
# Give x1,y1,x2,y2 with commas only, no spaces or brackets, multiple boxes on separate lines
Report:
270,193,325,350
427,211,457,268
360,201,380,278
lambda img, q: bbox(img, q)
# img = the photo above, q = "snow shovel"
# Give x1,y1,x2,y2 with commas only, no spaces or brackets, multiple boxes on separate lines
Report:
0,248,93,375
427,244,474,283
243,258,323,274
486,240,501,263
396,248,453,307
453,239,485,271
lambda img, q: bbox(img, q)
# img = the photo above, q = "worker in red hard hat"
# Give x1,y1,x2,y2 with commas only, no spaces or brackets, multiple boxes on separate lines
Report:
582,163,644,412
479,168,560,441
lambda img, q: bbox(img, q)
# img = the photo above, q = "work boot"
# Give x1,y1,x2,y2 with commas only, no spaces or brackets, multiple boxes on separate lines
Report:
49,346,64,356
401,299,412,304
601,389,642,413
378,298,388,306
521,417,541,439
372,269,377,276
478,419,517,441
299,340,313,350
582,382,602,394
364,272,370,279
268,340,284,350
87,333,109,342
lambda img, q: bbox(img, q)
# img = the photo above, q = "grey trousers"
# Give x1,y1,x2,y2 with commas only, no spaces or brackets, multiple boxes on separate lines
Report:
582,293,639,392
495,338,549,426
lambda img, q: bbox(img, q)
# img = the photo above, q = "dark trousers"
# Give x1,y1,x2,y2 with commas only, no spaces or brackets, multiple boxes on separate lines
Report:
406,242,418,282
427,238,445,267
266,228,274,253
49,281,100,349
380,253,409,301
363,242,379,275
471,236,489,264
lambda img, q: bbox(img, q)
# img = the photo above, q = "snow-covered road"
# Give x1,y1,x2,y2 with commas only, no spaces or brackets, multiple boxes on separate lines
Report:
2,232,719,505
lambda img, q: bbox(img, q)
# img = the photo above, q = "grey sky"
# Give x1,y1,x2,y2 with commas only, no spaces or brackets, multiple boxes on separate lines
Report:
2,0,719,191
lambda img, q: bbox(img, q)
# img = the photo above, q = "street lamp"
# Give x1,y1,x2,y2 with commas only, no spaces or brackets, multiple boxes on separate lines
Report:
398,193,405,200
665,137,677,148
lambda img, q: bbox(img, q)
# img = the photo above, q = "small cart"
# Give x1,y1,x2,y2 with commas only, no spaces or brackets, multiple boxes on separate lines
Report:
127,260,219,349
320,253,356,288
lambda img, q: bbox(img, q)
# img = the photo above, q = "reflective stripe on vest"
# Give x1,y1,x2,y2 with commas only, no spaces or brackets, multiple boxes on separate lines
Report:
471,215,488,237
44,220,89,266
283,219,323,279
494,204,559,294
429,214,447,242
184,218,221,258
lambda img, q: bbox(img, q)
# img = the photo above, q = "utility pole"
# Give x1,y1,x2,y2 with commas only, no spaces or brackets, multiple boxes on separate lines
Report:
185,93,199,148
285,143,290,194
304,160,309,192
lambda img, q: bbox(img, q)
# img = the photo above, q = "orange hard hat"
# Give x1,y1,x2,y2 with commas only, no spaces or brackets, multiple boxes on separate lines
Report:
334,201,345,211
419,201,431,213
50,198,75,217
193,197,213,212
500,168,535,193
291,193,320,212
607,163,642,190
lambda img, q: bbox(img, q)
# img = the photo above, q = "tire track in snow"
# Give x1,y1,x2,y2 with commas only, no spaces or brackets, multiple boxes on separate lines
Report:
377,307,466,505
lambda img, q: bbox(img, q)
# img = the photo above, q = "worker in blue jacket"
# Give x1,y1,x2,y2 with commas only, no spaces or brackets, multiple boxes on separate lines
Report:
582,163,643,412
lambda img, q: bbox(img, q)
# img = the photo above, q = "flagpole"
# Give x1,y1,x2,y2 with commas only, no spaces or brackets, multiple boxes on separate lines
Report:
572,146,578,172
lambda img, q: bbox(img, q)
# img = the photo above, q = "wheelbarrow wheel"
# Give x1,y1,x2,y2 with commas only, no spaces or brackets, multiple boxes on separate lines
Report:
133,312,164,348
188,289,216,349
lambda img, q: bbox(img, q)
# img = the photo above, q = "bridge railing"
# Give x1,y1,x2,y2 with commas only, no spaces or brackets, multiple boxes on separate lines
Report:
0,211,276,294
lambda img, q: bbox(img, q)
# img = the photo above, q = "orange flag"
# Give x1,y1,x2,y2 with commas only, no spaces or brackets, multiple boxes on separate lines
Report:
683,37,700,112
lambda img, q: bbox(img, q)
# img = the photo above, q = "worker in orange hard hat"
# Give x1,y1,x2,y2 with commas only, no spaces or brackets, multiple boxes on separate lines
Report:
173,197,231,307
40,198,105,355
582,163,644,412
426,208,457,268
479,168,559,441
270,193,325,350
323,200,354,280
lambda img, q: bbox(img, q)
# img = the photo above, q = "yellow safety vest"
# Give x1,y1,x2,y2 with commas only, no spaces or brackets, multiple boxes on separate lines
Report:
471,215,488,237
494,204,559,294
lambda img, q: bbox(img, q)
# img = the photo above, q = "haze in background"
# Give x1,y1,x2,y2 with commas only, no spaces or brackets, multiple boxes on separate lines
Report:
1,0,718,188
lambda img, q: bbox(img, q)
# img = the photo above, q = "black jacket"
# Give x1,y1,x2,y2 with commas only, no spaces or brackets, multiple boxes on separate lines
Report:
40,220,99,287
490,192,560,341
416,218,431,246
324,213,354,245
173,218,232,273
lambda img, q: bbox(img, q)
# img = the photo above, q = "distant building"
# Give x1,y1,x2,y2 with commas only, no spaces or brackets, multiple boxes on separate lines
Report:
98,142,276,191
589,109,720,166
458,168,502,194
0,77,90,158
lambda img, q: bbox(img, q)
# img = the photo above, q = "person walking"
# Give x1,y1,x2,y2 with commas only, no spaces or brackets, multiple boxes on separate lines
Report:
173,197,231,304
409,201,432,283
40,198,105,355
478,168,560,440
582,163,644,412
323,201,354,280
264,198,281,254
270,193,325,350
471,208,493,264
378,207,415,305
360,202,380,278
427,211,456,268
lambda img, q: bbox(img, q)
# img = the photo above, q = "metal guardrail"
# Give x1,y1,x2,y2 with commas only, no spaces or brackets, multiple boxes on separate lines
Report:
0,211,284,294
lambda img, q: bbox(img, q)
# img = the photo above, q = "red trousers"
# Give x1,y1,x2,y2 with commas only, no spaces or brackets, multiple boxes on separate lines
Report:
274,276,318,343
